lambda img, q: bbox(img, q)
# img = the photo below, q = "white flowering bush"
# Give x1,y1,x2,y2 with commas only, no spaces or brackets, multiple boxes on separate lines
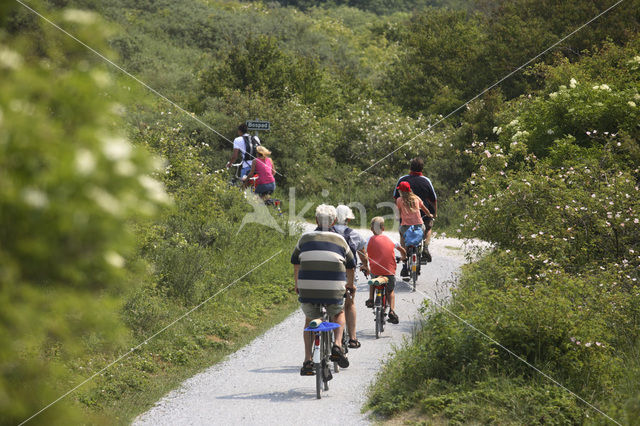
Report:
370,39,640,423
0,6,169,423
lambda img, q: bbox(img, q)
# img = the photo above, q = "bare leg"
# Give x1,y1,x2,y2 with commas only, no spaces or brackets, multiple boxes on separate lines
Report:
303,317,312,362
389,290,396,312
425,228,432,245
331,311,346,348
344,294,356,340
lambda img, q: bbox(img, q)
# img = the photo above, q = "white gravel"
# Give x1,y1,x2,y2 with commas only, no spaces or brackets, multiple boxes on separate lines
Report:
134,230,484,426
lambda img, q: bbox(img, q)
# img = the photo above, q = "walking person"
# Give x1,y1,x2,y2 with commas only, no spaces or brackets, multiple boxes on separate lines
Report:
226,123,260,180
333,205,367,349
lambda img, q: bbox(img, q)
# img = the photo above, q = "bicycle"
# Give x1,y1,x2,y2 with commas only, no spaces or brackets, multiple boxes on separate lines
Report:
404,239,423,292
305,307,340,399
230,163,283,216
368,276,389,339
228,162,244,187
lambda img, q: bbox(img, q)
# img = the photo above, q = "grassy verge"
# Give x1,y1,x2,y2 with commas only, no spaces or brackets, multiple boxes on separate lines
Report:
365,251,640,425
72,271,299,424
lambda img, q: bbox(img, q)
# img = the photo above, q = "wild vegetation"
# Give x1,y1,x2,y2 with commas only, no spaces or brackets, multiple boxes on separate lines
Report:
1,0,639,423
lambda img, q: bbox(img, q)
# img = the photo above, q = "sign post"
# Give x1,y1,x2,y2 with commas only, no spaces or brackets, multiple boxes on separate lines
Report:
246,120,270,139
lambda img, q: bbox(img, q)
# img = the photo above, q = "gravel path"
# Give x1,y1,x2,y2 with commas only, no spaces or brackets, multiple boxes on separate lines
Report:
134,230,482,426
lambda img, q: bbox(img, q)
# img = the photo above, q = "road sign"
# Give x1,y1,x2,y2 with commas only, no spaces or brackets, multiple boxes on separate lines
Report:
246,120,270,131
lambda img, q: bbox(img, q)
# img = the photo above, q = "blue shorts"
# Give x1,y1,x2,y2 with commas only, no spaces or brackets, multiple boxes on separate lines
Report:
240,165,252,179
256,182,276,195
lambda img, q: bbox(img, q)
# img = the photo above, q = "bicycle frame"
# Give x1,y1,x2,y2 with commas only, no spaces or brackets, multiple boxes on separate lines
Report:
368,277,389,339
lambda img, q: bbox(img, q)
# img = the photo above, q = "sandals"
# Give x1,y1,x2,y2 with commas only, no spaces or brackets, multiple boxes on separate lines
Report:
300,360,315,376
348,338,361,349
388,310,399,324
365,299,374,308
330,345,349,368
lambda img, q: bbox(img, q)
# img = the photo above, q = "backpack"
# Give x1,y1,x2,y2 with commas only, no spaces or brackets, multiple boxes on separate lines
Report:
403,225,424,247
242,135,260,163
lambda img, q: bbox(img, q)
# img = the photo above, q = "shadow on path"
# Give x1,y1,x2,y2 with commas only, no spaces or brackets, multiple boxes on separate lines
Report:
248,366,300,374
216,388,316,402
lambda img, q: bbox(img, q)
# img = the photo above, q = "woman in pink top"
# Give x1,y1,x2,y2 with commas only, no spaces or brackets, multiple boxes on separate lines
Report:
395,181,433,248
248,145,276,200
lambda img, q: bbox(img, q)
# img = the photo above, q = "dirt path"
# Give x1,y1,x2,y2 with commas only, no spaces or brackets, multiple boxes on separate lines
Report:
134,231,481,425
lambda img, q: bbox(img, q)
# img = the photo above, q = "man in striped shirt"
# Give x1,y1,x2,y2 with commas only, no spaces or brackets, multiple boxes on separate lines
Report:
292,204,356,376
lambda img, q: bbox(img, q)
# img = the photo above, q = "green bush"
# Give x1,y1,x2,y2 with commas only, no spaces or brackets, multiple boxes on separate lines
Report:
0,4,168,423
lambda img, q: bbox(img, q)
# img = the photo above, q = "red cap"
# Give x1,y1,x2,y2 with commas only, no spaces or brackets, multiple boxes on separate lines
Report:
397,181,411,192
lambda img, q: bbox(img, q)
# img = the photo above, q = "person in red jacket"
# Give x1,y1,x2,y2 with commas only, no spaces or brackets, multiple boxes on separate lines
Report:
360,217,406,324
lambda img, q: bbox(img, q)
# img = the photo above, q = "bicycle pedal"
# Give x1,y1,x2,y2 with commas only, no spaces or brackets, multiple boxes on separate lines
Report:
323,367,333,382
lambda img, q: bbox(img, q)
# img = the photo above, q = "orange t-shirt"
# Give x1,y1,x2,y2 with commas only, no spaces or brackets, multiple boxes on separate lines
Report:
396,197,426,226
366,234,398,276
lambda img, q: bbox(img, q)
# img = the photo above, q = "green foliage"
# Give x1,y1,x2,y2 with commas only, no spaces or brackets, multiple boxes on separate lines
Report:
368,26,640,425
7,0,640,423
387,0,640,115
273,0,469,15
385,8,489,114
201,35,324,105
0,3,169,423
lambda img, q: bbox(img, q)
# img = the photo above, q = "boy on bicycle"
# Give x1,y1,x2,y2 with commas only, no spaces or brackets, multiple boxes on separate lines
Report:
361,217,406,324
292,204,355,376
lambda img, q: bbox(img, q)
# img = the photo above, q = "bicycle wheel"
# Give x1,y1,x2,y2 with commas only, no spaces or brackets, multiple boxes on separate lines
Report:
315,362,322,399
375,306,381,339
412,267,417,292
322,333,330,391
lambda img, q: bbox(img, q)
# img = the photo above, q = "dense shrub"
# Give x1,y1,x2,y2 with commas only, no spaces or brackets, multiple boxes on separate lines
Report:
0,4,169,423
368,30,640,425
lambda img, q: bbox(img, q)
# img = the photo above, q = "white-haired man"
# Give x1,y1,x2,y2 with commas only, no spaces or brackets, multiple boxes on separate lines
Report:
333,205,367,349
292,204,356,376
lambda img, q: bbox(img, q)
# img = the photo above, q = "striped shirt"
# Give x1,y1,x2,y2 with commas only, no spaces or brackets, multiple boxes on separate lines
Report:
291,229,356,304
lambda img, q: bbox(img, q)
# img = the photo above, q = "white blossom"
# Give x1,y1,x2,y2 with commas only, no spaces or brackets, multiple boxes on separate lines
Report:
115,160,136,176
89,187,122,215
138,175,170,204
104,251,125,268
63,9,98,25
102,136,132,161
22,188,48,208
0,46,23,70
75,149,96,175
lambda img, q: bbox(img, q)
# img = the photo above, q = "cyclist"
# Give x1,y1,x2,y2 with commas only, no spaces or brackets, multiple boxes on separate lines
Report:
247,145,276,200
292,204,355,376
225,123,260,180
396,181,433,277
393,157,437,263
333,205,367,349
361,217,406,325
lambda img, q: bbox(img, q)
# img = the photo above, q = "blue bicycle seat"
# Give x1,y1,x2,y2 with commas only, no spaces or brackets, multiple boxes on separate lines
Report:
305,321,340,332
